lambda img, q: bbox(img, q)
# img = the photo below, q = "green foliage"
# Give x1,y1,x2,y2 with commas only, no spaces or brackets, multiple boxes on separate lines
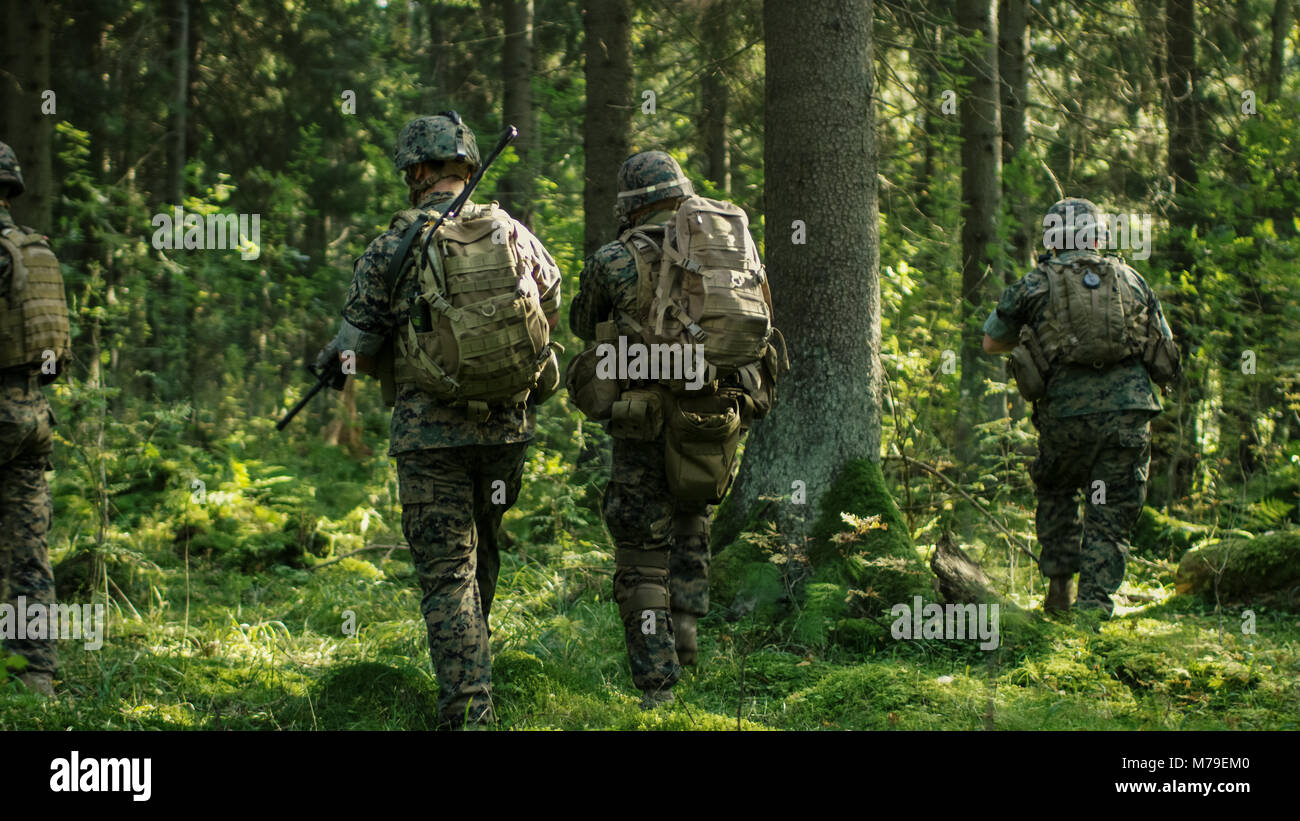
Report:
1176,527,1300,600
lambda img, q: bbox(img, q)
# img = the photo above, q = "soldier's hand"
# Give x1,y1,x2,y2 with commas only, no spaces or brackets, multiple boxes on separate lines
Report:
312,341,348,391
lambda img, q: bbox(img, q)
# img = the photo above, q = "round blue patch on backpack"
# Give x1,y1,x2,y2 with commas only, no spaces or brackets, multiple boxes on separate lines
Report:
1082,270,1101,288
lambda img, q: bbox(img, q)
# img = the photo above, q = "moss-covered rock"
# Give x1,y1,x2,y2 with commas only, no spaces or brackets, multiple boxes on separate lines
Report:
1175,528,1300,601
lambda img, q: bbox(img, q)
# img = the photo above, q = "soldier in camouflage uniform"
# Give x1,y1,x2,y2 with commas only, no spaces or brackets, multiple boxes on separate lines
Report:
571,151,716,708
982,197,1179,617
0,141,67,697
315,114,561,728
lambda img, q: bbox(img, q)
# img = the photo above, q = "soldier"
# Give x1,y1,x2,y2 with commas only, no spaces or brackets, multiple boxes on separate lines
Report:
982,197,1180,618
570,151,779,707
314,113,561,728
0,141,71,697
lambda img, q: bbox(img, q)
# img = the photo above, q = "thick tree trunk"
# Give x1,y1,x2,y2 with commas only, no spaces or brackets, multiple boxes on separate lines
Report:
500,0,536,225
700,0,731,194
955,0,1003,468
3,1,54,231
582,0,632,257
722,0,881,535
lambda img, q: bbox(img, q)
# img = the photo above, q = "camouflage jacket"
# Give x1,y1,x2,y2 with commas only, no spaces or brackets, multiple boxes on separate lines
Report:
342,190,561,454
984,250,1172,418
0,205,15,286
570,208,677,342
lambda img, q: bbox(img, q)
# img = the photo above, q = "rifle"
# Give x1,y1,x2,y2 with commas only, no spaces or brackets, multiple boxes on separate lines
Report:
276,123,518,432
275,364,336,431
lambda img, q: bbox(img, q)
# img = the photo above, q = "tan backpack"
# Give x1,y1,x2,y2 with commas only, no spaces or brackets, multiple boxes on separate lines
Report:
392,203,556,415
0,226,70,373
622,196,774,386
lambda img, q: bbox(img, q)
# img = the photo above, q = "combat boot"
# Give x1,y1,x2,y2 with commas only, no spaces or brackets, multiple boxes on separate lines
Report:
639,688,674,710
673,612,698,666
1045,576,1073,613
17,672,55,698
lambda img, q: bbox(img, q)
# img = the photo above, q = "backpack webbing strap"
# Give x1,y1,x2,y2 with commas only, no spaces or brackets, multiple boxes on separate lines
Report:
385,213,430,300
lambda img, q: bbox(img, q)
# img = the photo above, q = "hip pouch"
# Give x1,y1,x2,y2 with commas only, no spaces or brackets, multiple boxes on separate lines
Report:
664,392,742,504
564,320,622,420
1142,334,1180,385
1009,325,1050,402
610,388,664,440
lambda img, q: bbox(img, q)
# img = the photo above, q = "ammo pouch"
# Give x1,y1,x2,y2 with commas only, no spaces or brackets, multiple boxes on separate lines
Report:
610,388,664,441
1009,326,1050,402
1142,334,1180,385
749,327,789,420
664,391,742,504
564,320,622,420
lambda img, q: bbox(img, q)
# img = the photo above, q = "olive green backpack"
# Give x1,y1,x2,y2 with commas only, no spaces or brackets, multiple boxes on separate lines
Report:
0,226,71,373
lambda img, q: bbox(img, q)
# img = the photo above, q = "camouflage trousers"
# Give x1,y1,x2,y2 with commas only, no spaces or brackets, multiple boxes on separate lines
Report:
396,442,528,727
0,382,57,676
1030,409,1153,615
602,436,711,693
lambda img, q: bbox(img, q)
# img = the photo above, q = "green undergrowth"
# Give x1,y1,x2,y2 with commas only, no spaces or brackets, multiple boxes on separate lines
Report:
4,437,1299,730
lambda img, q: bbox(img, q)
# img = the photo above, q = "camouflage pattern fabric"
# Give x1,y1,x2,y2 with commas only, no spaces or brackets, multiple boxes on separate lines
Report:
0,206,13,280
569,208,675,341
397,442,528,727
0,142,24,198
341,190,561,455
613,151,693,228
1030,409,1152,615
983,250,1171,418
392,114,481,172
575,206,715,693
0,382,57,677
602,437,710,692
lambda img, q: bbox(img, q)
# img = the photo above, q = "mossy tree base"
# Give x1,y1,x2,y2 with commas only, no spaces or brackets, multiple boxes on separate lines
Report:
1176,528,1300,602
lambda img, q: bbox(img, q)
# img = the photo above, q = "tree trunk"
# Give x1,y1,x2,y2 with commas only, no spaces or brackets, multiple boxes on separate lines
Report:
721,0,881,538
955,0,1003,469
700,0,731,194
500,0,536,225
3,1,54,231
582,0,632,257
1266,0,1292,103
168,0,190,205
998,0,1029,273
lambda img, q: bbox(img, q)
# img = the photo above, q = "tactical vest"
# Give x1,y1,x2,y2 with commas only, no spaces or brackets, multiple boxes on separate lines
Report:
387,202,554,418
0,225,71,372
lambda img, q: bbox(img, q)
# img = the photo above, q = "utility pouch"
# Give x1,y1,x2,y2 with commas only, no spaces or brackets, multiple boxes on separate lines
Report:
664,392,742,504
1143,334,1180,385
610,388,664,441
565,321,622,420
531,342,564,405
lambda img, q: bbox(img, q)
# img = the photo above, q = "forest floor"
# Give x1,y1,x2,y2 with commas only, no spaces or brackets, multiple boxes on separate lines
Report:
3,439,1298,730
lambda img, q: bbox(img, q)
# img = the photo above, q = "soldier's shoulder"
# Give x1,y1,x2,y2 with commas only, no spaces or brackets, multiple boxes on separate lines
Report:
591,238,635,270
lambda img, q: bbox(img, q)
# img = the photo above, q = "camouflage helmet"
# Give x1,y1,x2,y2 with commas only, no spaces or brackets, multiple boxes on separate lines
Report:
1043,197,1106,249
615,150,694,225
0,141,24,198
392,111,480,174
